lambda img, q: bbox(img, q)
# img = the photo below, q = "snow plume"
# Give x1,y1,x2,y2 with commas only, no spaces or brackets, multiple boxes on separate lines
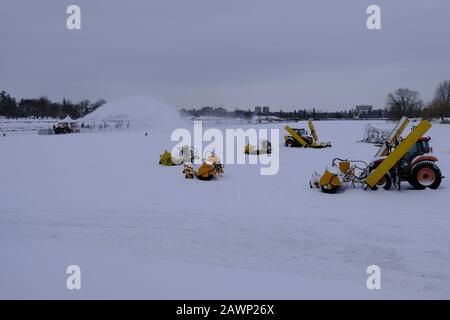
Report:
82,96,185,130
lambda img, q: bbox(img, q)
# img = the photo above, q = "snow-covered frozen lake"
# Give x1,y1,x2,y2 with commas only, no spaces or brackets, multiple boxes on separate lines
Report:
1,120,449,299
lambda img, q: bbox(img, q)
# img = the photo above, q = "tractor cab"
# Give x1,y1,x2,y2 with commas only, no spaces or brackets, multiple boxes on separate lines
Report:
398,137,434,174
284,128,313,147
373,137,434,168
404,137,431,158
296,128,308,137
369,133,441,190
384,136,431,162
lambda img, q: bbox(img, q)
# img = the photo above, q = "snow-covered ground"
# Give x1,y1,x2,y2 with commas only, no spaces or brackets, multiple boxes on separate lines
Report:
1,120,449,299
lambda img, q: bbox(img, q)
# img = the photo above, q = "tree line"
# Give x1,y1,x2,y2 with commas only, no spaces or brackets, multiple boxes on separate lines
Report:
181,80,450,122
0,91,106,119
180,106,384,120
2,80,449,121
385,80,450,121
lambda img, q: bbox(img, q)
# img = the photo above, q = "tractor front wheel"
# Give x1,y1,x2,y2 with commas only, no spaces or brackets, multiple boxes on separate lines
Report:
286,139,294,147
370,174,392,191
409,161,442,190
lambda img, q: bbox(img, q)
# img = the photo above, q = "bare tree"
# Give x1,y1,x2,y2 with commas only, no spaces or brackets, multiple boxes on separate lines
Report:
386,88,423,120
432,80,450,122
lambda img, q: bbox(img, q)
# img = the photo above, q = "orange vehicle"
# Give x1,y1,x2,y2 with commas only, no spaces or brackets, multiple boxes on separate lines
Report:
368,136,443,190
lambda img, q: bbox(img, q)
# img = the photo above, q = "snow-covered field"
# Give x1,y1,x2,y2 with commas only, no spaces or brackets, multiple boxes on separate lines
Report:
1,120,449,299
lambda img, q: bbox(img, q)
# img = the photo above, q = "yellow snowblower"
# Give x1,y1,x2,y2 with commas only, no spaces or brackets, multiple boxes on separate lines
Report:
182,152,224,181
310,158,369,193
182,163,196,179
159,145,199,166
244,139,272,155
310,119,443,193
159,150,180,166
284,121,331,148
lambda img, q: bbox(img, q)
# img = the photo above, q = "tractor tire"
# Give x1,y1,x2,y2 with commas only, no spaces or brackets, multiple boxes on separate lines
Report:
409,161,442,190
286,139,294,147
370,174,392,191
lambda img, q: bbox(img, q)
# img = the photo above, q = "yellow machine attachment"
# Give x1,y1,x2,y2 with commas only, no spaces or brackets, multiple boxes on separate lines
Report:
310,159,366,193
244,140,272,155
207,153,224,176
159,150,181,166
207,153,220,164
244,144,257,154
196,161,217,180
308,121,331,148
285,123,331,149
310,142,332,148
311,119,434,193
308,121,319,143
318,170,342,193
182,153,224,180
183,163,195,179
160,145,196,166
366,120,432,188
374,116,410,158
338,160,351,174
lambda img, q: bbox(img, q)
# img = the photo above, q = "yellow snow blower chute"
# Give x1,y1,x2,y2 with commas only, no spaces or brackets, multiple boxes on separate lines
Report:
284,121,331,148
310,119,443,193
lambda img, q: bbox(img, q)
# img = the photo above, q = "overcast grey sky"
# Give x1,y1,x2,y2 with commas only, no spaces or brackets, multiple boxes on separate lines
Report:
1,0,449,111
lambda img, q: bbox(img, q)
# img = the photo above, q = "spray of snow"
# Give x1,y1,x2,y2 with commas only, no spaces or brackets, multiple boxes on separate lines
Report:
81,96,185,130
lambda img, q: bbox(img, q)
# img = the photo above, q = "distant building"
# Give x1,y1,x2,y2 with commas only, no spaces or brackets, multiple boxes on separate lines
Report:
254,106,262,114
355,105,373,117
263,106,270,114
